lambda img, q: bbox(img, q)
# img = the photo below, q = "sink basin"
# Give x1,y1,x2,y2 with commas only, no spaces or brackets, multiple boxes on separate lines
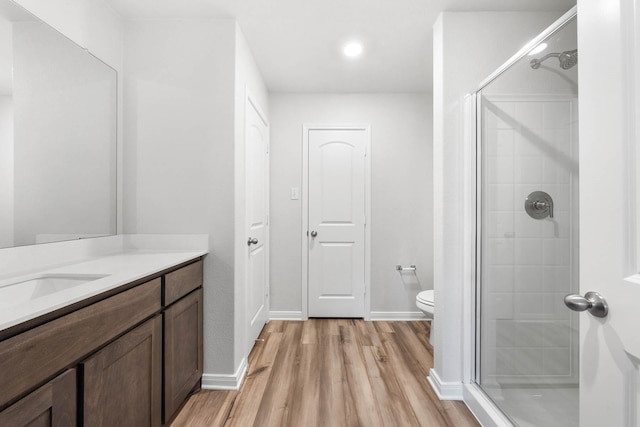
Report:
0,274,109,306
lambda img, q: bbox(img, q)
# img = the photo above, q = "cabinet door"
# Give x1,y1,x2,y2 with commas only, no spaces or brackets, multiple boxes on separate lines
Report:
82,315,162,427
164,288,203,422
0,369,76,427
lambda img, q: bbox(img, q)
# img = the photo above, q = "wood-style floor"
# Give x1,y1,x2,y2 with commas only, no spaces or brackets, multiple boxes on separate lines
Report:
170,320,479,427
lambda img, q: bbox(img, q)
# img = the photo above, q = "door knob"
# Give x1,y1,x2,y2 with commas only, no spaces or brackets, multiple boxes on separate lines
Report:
564,292,608,318
247,237,258,246
310,231,318,237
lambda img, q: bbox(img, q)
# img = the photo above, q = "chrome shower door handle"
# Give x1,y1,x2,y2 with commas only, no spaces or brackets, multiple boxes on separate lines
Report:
564,292,608,318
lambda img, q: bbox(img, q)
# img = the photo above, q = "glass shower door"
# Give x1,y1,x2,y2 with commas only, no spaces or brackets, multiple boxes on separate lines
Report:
476,15,579,427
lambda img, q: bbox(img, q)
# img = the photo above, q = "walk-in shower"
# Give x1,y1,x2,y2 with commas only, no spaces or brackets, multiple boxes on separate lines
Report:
472,11,578,427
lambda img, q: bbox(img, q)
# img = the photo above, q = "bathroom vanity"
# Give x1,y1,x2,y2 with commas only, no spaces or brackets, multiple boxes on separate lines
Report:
0,252,205,426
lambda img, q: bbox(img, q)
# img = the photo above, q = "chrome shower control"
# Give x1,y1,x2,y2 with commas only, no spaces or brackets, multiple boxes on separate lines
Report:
525,191,554,219
564,292,608,318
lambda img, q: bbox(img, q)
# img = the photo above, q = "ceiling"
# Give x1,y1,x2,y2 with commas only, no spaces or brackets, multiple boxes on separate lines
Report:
105,0,576,93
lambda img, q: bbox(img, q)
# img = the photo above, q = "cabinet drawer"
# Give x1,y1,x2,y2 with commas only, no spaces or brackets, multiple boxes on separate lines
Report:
0,278,161,409
164,260,203,306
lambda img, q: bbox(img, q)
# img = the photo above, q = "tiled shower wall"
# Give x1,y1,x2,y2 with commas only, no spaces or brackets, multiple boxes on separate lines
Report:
481,95,579,384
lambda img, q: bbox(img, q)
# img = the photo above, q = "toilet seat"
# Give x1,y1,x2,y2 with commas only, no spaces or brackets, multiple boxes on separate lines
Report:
416,290,434,317
416,290,434,306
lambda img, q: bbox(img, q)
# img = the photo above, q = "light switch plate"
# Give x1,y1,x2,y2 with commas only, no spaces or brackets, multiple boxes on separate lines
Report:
290,187,300,200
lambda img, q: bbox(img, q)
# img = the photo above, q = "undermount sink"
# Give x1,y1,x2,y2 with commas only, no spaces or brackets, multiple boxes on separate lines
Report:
0,274,109,306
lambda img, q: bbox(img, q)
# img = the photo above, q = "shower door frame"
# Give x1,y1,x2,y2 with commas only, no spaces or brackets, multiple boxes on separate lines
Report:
460,7,579,426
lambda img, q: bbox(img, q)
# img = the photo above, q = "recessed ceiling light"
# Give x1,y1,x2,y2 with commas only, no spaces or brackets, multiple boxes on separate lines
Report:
528,43,548,56
343,41,363,58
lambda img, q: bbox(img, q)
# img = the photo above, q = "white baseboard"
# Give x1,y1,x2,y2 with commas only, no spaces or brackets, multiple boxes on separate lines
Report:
201,357,247,391
369,311,428,321
269,311,426,321
269,310,303,320
427,368,464,400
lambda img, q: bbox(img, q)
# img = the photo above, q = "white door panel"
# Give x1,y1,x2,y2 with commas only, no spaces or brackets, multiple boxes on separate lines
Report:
308,129,366,318
246,97,268,351
579,1,640,425
249,244,266,323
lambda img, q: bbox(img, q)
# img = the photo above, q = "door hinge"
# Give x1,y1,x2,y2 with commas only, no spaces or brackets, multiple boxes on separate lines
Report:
266,214,269,225
266,142,270,154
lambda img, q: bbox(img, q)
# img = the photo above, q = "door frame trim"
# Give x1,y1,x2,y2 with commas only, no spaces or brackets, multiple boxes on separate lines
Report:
301,124,371,320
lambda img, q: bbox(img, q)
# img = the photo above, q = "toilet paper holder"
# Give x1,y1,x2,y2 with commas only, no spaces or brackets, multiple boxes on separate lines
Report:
396,264,417,272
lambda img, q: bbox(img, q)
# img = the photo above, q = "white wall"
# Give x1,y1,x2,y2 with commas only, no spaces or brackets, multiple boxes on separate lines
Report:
123,18,238,377
432,11,563,396
124,19,269,382
269,93,432,317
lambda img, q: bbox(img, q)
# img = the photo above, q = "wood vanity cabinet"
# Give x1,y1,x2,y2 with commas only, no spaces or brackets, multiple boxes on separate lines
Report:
0,258,204,427
0,277,161,415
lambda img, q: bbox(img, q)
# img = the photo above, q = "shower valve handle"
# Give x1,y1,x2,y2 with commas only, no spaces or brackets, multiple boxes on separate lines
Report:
564,292,608,318
525,191,554,219
530,199,553,218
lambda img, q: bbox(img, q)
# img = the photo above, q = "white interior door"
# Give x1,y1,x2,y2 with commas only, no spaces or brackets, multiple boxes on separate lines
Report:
578,1,640,425
246,97,269,350
307,127,367,318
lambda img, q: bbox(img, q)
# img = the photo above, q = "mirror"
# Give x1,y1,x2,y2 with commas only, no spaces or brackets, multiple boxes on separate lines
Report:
0,0,117,249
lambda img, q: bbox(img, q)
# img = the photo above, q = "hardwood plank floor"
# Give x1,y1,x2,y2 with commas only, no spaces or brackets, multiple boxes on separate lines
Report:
170,320,480,427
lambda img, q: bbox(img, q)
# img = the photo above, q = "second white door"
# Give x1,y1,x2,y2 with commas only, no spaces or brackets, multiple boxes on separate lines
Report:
307,127,367,318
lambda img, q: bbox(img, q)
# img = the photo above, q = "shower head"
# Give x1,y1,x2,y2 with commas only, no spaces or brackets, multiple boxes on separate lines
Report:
530,49,578,70
558,49,578,69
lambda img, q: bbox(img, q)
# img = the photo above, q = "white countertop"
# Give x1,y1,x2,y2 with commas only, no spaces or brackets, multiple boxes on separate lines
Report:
0,249,207,333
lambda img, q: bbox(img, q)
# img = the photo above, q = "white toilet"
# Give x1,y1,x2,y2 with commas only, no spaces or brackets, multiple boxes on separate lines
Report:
416,290,435,341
